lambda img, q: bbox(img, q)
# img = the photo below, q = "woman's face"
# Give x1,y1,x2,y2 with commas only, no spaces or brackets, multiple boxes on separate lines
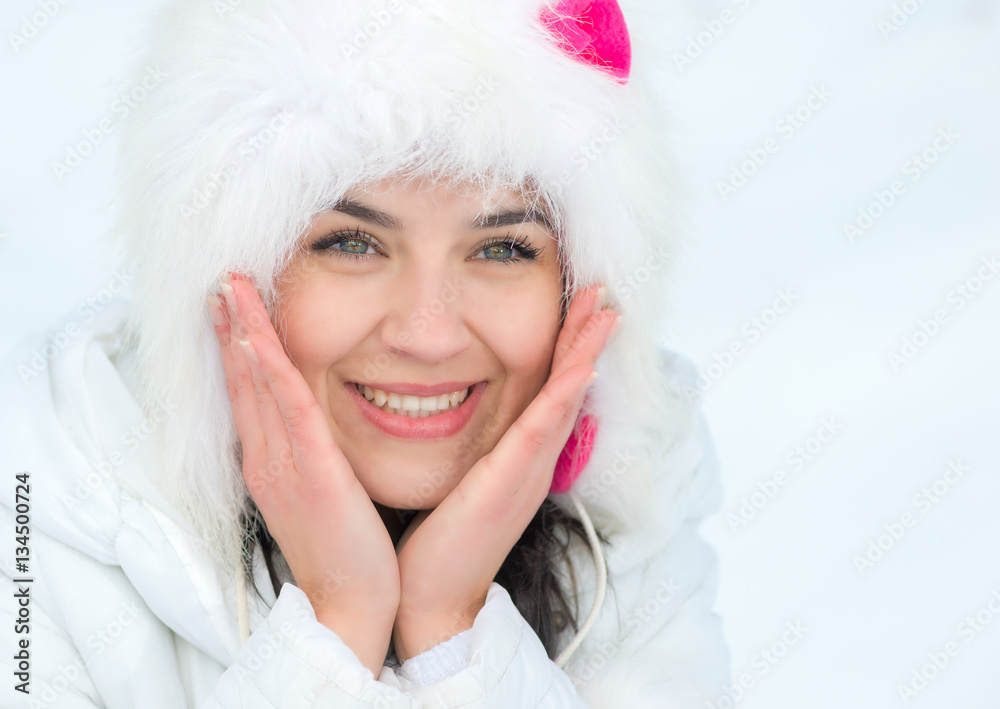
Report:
274,175,565,511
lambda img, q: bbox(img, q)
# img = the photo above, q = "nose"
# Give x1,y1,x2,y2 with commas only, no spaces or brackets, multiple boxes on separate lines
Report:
380,272,471,365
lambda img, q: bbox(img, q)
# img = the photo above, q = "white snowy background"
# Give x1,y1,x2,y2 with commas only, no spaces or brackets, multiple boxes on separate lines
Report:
1,0,997,707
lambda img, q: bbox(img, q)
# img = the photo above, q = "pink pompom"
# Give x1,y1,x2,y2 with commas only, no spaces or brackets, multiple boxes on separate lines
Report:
539,0,632,84
550,413,598,494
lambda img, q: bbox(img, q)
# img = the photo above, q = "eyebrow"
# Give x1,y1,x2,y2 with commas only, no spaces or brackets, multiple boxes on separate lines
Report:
328,198,557,234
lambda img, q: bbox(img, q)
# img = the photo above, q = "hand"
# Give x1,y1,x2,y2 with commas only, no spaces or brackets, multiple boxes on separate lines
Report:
208,273,401,678
391,283,620,661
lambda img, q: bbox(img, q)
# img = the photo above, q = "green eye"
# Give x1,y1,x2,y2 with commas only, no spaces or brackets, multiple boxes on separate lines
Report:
473,233,543,265
311,227,379,261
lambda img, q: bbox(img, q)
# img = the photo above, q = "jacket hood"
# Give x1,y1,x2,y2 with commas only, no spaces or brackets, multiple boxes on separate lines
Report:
107,0,696,579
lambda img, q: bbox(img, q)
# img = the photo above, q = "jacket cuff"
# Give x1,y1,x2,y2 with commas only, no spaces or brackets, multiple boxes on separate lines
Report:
206,582,417,708
386,582,588,707
397,627,472,686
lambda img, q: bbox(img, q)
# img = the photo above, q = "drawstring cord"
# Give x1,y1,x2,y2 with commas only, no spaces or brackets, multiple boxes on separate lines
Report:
554,488,606,668
234,488,606,667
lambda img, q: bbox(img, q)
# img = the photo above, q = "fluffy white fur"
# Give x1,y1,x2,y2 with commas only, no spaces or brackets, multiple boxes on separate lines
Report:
109,0,696,613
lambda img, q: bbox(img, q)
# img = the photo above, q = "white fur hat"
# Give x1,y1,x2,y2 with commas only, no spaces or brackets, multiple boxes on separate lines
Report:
111,0,696,572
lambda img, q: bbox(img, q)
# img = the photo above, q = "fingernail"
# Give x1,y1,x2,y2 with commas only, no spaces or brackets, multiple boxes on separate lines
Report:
239,338,258,367
593,285,607,312
610,314,622,336
220,275,237,315
585,369,600,387
206,293,225,327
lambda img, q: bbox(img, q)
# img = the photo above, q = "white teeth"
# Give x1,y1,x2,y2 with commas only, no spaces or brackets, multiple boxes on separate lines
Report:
356,383,471,416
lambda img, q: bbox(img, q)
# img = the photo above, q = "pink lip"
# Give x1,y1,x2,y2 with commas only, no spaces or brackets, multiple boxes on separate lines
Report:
345,381,486,440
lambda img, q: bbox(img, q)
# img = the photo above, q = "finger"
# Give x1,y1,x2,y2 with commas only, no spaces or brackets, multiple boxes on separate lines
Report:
223,273,283,350
208,291,262,457
549,308,617,397
207,293,231,348
424,366,597,582
552,284,606,378
208,294,238,410
564,307,620,371
217,287,271,499
239,335,297,489
244,328,352,490
463,363,597,513
221,274,299,485
553,284,602,361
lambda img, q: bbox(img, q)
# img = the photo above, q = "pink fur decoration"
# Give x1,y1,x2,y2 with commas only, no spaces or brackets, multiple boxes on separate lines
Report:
550,413,599,494
539,0,632,84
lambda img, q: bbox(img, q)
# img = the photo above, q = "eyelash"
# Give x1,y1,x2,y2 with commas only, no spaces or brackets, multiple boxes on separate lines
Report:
310,226,543,265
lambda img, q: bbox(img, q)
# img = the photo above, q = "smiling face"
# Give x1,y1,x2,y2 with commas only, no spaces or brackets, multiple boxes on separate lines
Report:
273,174,566,511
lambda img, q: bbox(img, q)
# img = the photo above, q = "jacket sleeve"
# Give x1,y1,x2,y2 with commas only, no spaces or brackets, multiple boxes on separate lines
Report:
199,582,421,708
381,581,591,707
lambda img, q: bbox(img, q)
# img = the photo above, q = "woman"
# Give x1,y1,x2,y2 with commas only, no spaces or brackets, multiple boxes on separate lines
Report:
0,0,730,706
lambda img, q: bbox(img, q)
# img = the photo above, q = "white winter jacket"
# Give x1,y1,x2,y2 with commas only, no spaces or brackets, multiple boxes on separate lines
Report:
0,297,730,708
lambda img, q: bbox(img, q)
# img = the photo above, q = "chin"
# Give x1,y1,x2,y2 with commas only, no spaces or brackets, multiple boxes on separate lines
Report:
361,470,457,511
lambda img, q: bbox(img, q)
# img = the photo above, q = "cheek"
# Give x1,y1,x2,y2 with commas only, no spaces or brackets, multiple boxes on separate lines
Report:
276,276,368,375
472,281,562,381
